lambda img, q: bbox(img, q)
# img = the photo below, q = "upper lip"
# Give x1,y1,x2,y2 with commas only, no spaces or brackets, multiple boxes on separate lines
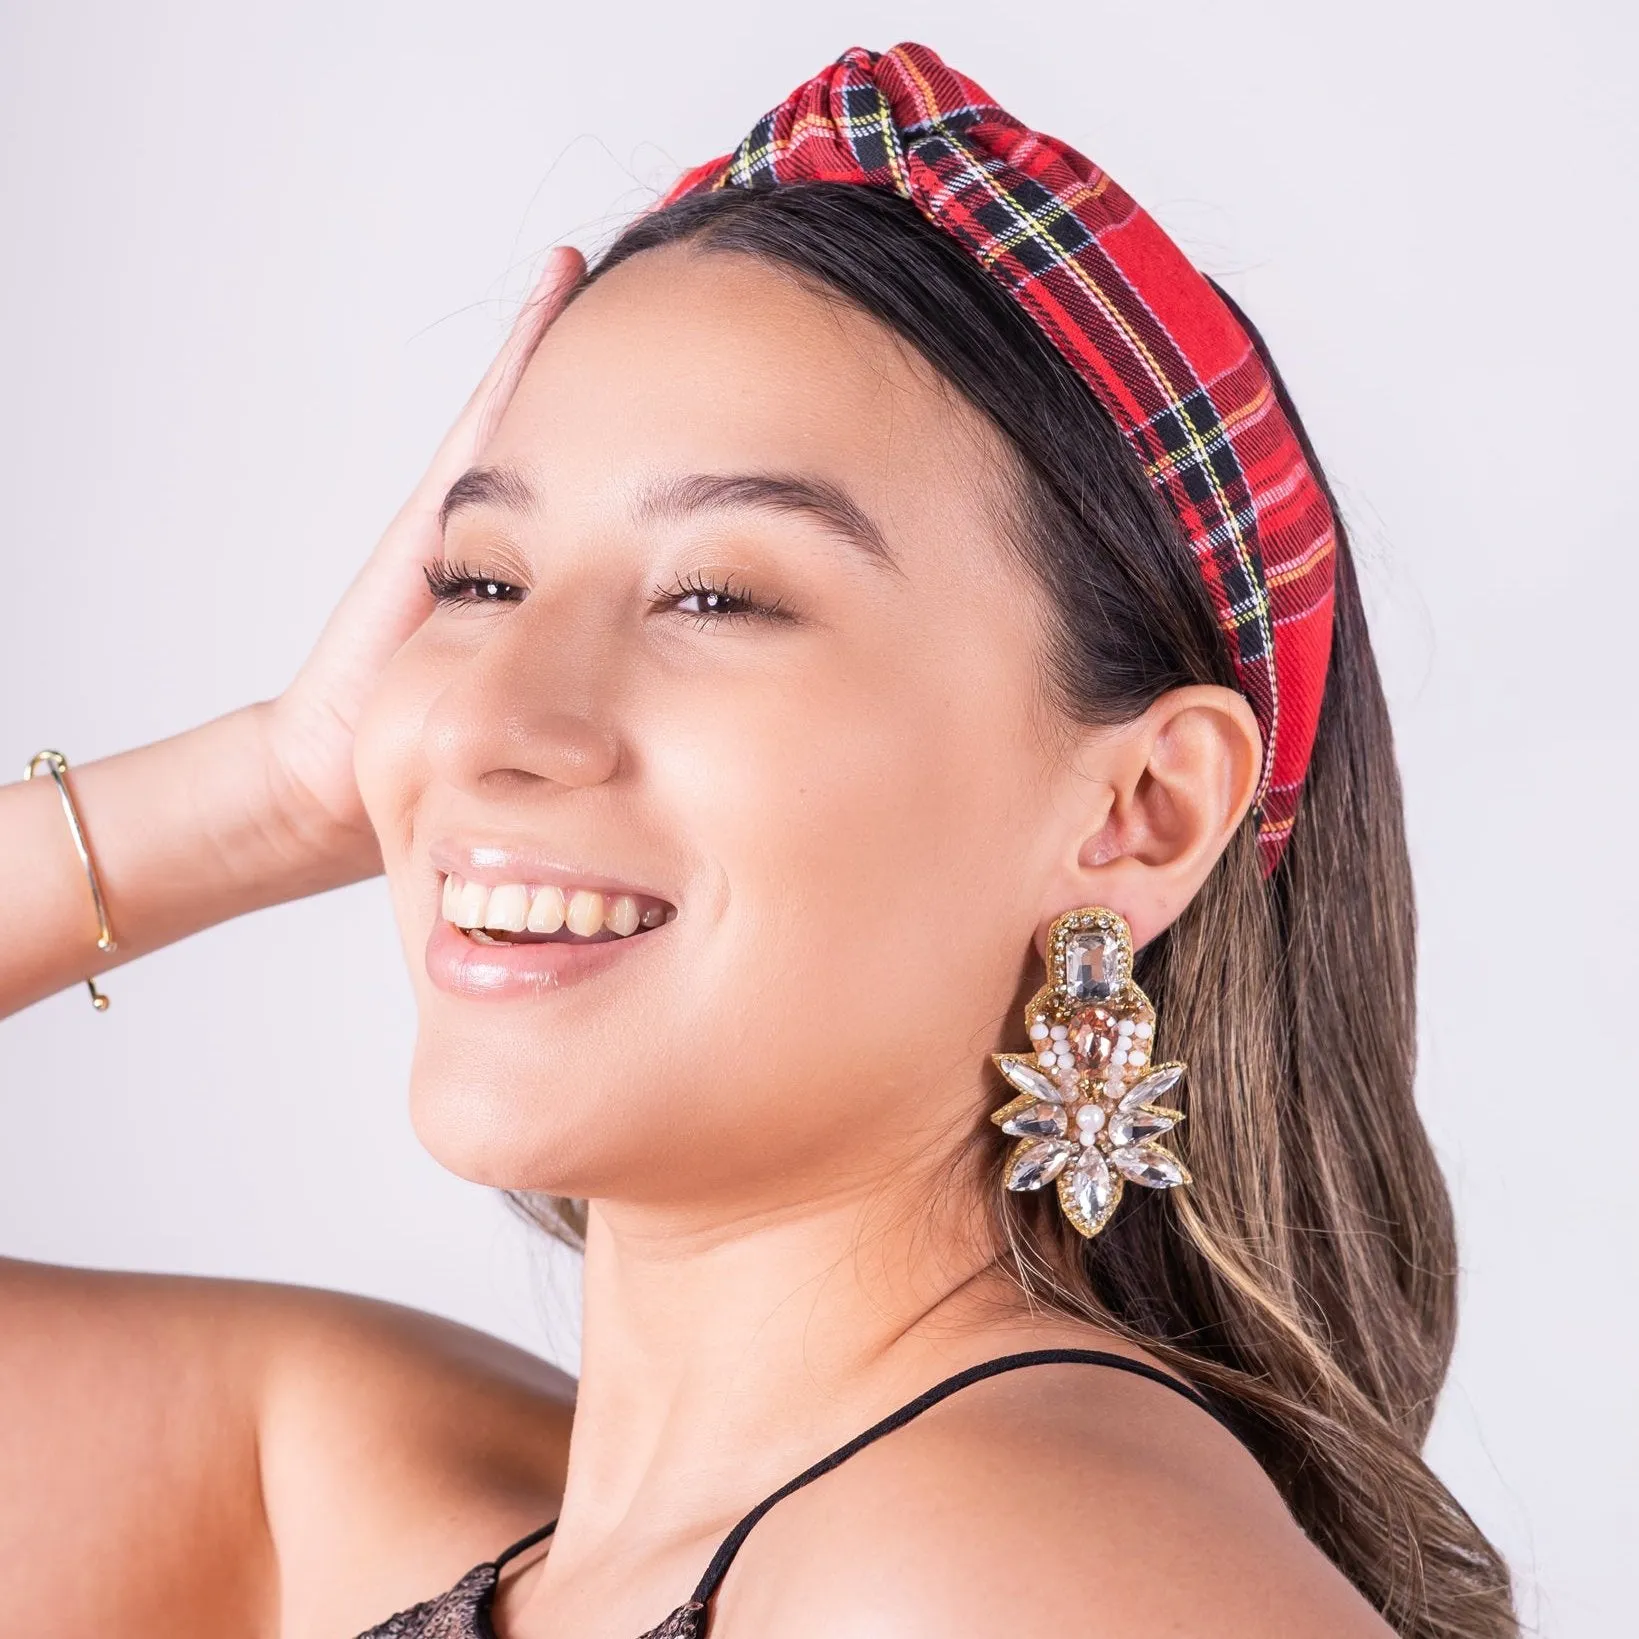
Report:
427,837,679,906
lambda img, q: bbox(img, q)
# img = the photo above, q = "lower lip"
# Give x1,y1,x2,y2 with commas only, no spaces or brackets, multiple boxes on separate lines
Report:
424,916,665,999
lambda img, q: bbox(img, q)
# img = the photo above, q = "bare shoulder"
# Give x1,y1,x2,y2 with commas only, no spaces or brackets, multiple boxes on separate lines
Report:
0,1257,572,1639
725,1356,1390,1639
253,1276,575,1633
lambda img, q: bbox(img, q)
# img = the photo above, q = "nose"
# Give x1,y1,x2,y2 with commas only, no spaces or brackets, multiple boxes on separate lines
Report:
420,604,622,798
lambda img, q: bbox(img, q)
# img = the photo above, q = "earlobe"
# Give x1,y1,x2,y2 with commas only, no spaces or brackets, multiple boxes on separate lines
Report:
1046,685,1262,951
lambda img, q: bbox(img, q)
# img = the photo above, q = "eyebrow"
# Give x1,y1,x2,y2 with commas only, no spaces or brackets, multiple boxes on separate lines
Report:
438,465,535,533
438,464,899,573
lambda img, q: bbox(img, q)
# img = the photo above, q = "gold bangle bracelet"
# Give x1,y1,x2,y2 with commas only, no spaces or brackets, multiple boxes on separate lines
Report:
25,749,116,1011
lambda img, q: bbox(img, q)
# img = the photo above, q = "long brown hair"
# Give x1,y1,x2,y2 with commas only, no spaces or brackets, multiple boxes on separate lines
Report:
515,181,1516,1638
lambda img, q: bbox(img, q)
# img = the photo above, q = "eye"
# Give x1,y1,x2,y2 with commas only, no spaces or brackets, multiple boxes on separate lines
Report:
423,558,524,607
654,571,789,626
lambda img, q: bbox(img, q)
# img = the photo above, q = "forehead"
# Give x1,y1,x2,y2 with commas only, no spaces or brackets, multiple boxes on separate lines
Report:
483,244,1013,550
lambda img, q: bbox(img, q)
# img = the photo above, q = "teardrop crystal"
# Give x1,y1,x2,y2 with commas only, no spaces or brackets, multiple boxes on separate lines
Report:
1118,1064,1183,1111
1108,1107,1179,1148
1070,1009,1115,1073
1001,1101,1069,1139
1006,1138,1077,1191
994,1055,1067,1104
1110,1143,1186,1189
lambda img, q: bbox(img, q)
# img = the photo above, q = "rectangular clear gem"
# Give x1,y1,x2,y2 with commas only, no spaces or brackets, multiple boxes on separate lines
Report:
1063,930,1121,1001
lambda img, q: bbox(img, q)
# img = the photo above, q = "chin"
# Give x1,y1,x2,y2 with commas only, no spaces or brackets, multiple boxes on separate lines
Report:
406,1034,592,1191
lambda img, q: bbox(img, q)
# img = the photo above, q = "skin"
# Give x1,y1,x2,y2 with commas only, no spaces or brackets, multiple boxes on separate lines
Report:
0,241,1390,1637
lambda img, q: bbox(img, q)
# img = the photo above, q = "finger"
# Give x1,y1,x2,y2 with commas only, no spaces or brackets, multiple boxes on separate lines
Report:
407,244,586,518
468,245,587,455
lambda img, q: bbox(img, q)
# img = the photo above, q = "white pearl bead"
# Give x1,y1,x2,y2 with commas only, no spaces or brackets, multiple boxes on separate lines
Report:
1029,1023,1049,1041
1038,1051,1056,1066
1129,1051,1146,1066
1118,1018,1135,1035
1135,1021,1152,1038
1049,1025,1069,1041
1112,1049,1129,1066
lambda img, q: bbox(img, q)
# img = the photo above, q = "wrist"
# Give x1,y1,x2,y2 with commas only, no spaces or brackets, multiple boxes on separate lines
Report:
221,700,382,902
6,707,379,1010
232,694,381,891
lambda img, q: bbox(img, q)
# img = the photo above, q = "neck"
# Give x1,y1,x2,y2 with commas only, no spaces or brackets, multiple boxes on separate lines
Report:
555,1171,1018,1541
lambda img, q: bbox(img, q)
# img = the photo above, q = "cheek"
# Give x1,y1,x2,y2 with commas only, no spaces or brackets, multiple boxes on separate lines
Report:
653,627,1049,1126
358,602,1054,1208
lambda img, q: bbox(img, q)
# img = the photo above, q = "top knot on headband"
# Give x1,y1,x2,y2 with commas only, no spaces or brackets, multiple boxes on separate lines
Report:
659,42,1338,875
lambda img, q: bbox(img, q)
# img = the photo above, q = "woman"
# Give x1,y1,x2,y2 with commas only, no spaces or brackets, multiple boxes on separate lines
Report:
0,43,1515,1639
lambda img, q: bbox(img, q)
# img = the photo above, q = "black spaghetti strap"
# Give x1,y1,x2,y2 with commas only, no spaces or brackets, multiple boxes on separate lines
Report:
492,1515,558,1571
685,1347,1234,1609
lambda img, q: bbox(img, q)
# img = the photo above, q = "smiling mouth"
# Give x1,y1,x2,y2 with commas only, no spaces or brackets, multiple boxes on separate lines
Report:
440,873,677,946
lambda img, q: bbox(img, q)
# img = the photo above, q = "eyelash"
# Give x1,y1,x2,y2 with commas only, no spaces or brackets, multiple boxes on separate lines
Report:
659,568,789,627
422,559,518,606
421,558,790,626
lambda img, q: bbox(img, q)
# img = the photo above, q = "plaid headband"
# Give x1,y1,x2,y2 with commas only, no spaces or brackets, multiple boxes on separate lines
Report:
660,41,1337,874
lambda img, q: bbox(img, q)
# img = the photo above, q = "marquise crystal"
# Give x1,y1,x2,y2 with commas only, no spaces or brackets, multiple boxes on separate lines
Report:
1006,1137,1078,1191
1110,1144,1187,1188
1001,1102,1070,1139
1108,1107,1178,1148
1066,1150,1117,1233
995,1055,1070,1104
991,907,1190,1240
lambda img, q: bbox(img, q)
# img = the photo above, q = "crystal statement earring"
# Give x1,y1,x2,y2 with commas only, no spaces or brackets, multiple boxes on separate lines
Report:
990,907,1190,1238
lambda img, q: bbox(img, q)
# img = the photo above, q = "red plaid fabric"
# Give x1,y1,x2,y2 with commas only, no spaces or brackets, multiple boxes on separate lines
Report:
661,42,1337,874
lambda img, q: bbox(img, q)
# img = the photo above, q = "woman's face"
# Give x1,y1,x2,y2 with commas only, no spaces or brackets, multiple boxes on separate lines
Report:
354,245,1084,1221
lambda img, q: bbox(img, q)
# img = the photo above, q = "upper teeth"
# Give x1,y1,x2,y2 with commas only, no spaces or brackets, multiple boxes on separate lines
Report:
441,873,672,937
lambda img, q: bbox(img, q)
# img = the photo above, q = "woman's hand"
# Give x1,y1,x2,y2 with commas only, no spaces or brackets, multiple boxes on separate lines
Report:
0,247,584,1019
259,246,586,880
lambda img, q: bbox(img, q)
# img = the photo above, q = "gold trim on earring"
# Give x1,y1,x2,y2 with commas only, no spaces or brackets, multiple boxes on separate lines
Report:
25,750,116,1011
990,906,1188,1237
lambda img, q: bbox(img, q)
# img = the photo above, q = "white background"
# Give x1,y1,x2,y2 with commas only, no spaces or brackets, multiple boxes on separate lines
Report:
1,3,1632,1633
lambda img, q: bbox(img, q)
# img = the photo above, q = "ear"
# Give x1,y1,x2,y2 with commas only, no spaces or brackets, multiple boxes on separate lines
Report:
1039,685,1263,954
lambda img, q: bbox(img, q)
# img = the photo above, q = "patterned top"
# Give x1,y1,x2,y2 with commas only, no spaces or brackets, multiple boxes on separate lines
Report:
357,1544,708,1639
353,1349,1233,1639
